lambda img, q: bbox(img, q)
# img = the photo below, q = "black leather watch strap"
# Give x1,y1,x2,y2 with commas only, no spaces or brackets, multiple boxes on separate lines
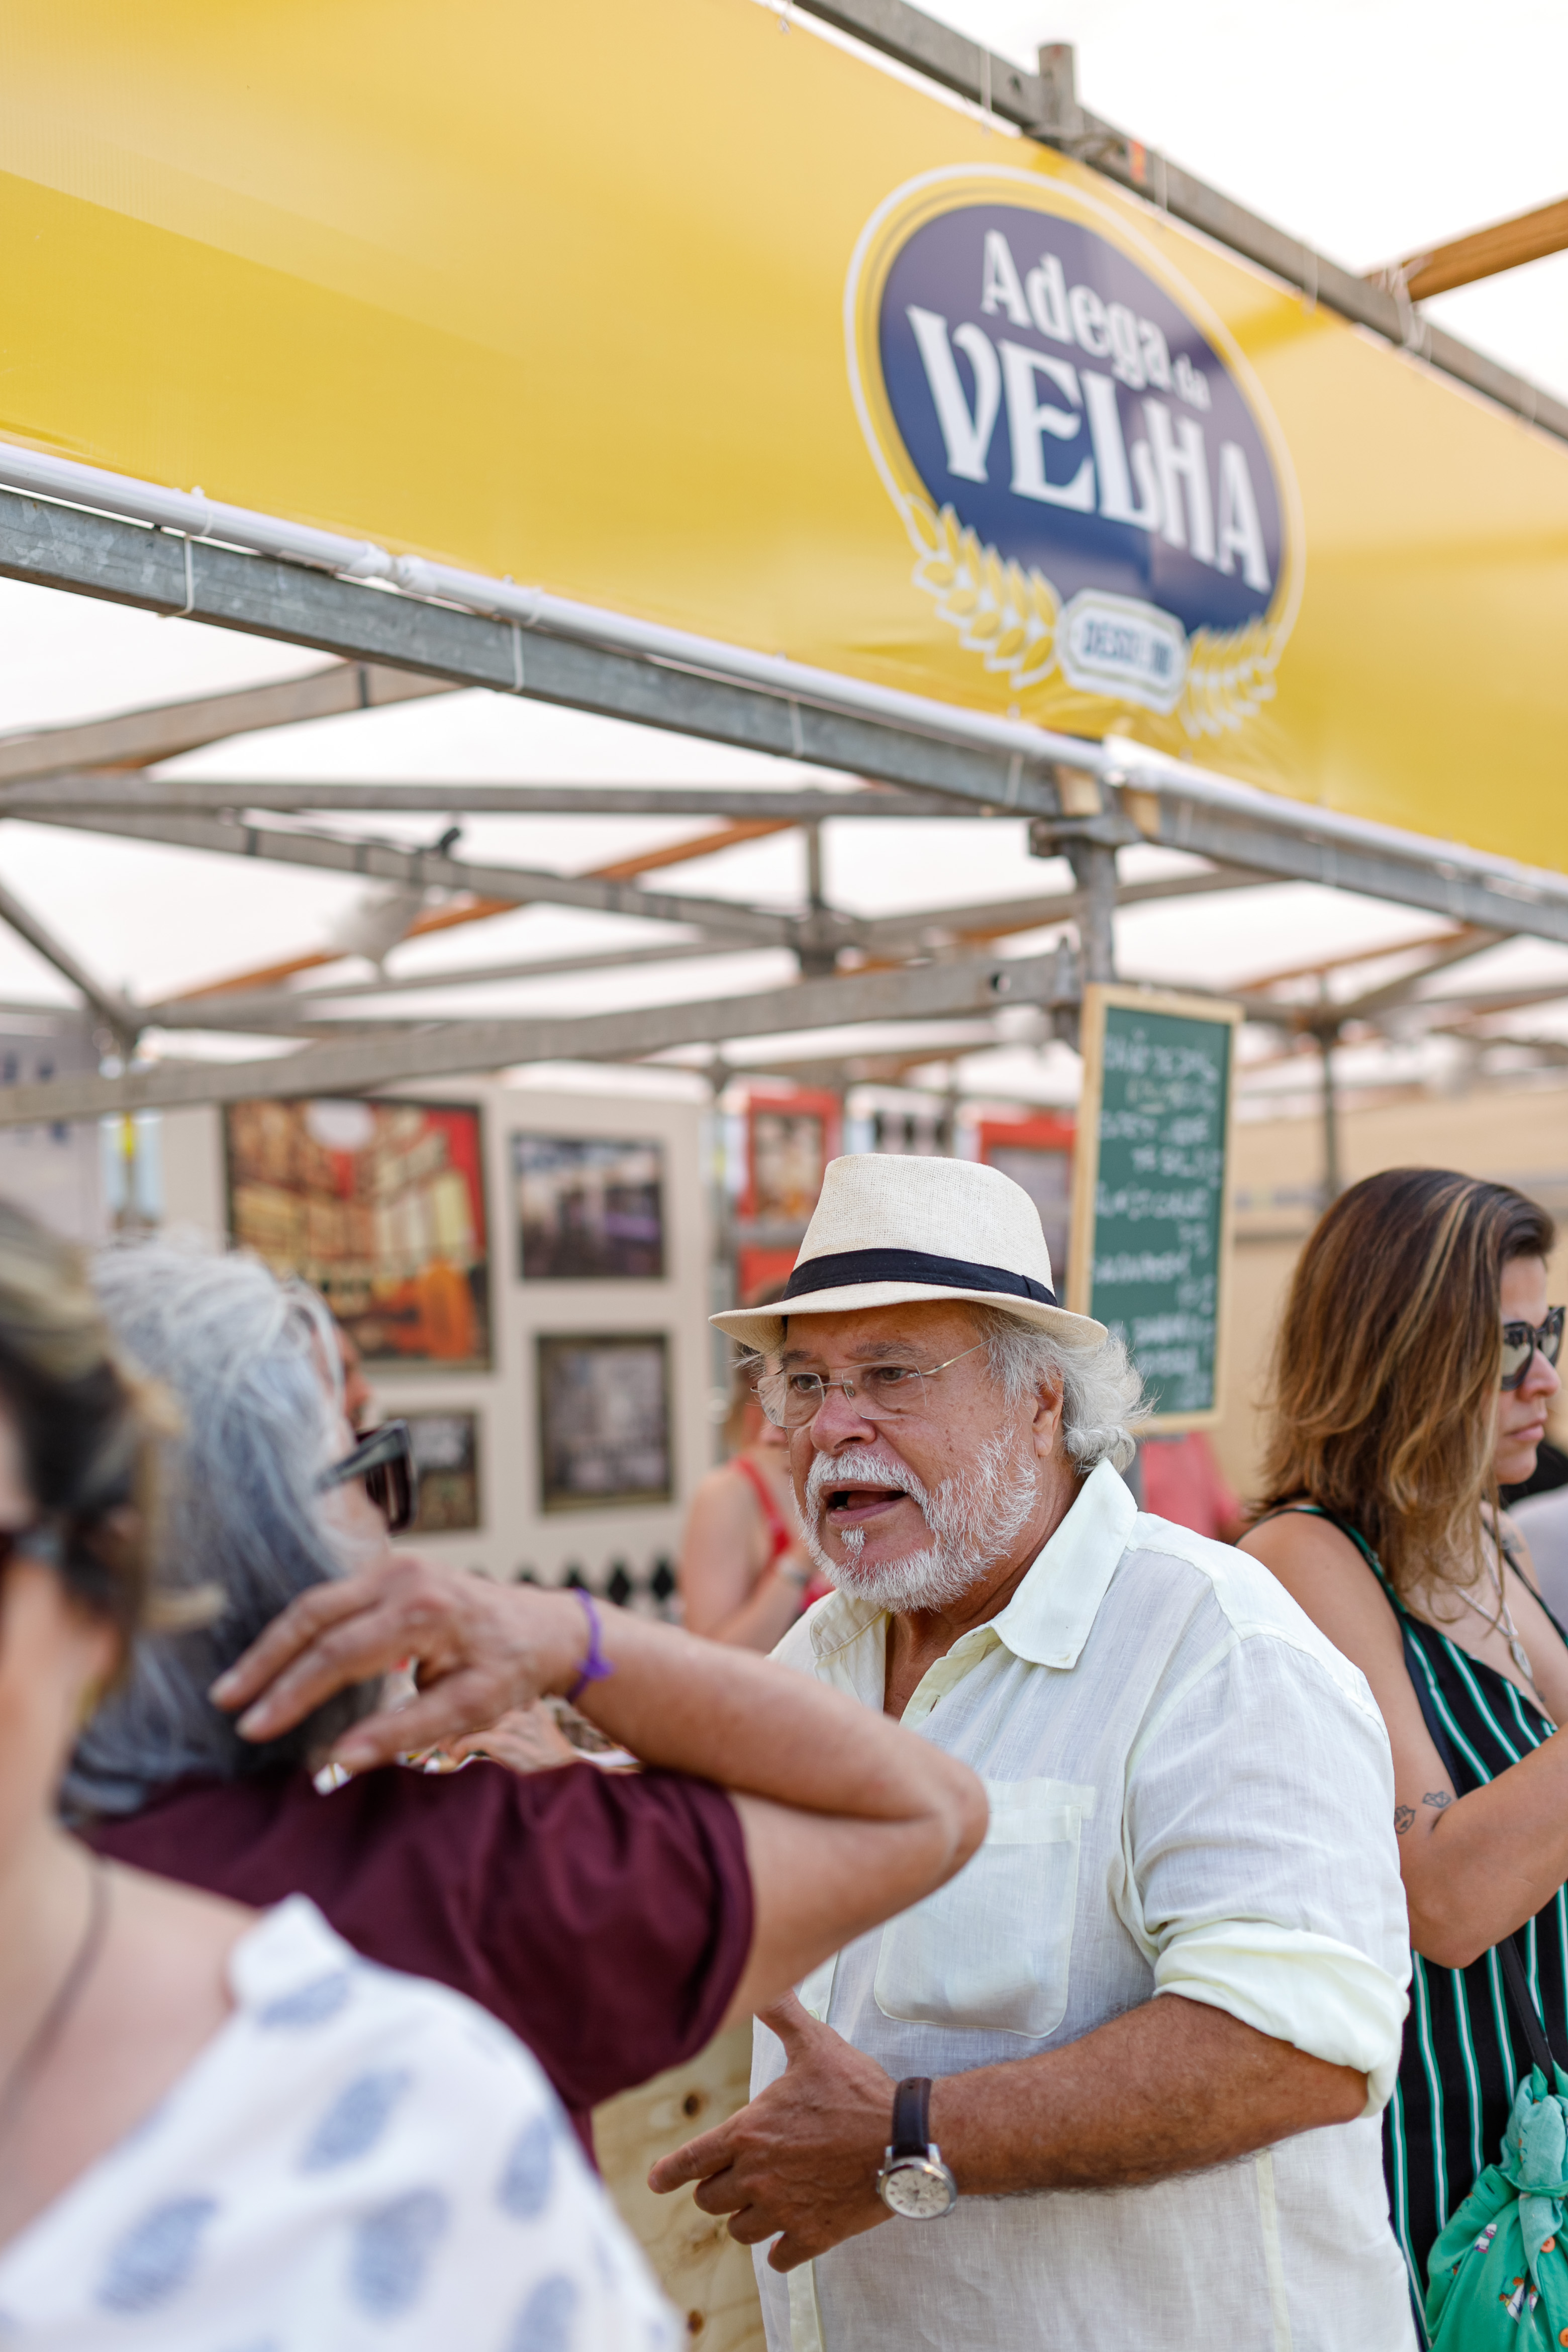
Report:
890,2076,933,2158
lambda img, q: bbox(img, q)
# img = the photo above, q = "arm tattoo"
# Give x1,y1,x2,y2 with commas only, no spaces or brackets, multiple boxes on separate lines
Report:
1394,1804,1415,1834
1422,1790,1452,1811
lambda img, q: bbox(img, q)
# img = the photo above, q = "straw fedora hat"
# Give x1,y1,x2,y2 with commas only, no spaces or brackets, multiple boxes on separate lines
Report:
711,1153,1105,1352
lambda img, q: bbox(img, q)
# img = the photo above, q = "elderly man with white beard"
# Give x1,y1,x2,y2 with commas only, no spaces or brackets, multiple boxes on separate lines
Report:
650,1154,1415,2352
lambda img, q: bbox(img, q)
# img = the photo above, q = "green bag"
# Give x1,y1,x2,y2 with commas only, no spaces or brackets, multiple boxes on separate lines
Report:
1426,2067,1568,2347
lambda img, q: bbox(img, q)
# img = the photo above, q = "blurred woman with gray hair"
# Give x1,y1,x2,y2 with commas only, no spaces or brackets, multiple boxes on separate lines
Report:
78,1242,986,2157
68,1247,387,1817
0,1202,677,2347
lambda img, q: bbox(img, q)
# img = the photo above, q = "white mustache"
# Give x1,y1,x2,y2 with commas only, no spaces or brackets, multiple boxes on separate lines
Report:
805,1444,931,1521
800,1431,1040,1612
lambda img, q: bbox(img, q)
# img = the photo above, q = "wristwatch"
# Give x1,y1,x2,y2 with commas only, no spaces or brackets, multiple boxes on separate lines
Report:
875,2077,958,2219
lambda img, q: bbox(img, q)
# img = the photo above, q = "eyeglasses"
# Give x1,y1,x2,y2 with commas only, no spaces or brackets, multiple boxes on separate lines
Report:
0,1522,57,1576
755,1342,987,1430
1501,1308,1565,1391
317,1420,418,1533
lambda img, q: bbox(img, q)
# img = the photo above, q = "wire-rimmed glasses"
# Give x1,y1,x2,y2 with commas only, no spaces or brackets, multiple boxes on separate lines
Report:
754,1341,987,1430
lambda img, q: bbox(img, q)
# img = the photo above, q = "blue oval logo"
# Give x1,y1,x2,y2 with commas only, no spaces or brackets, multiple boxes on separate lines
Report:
848,174,1299,727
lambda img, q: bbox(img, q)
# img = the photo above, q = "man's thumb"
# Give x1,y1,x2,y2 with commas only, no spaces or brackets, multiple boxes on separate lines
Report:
756,1989,819,2048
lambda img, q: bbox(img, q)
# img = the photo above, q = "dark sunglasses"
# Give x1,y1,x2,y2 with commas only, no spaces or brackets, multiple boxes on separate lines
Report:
317,1420,418,1534
1501,1307,1565,1391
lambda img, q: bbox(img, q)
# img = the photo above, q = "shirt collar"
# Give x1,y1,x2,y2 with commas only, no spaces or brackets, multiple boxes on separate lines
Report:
806,1455,1137,1675
988,1458,1137,1668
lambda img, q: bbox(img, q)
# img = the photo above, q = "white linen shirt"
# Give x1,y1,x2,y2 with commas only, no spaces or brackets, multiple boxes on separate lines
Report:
754,1459,1415,2352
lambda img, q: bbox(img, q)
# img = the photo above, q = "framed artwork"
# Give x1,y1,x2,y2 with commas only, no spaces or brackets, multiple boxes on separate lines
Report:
405,1410,481,1534
513,1134,665,1280
740,1086,841,1224
977,1114,1076,1296
225,1097,491,1369
536,1332,672,1511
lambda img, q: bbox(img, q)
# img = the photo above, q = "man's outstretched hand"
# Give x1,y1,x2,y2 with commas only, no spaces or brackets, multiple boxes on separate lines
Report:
647,1992,896,2271
208,1556,584,1772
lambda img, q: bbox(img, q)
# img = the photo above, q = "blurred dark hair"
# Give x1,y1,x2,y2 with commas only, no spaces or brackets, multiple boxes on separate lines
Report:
1257,1167,1555,1597
0,1199,157,1640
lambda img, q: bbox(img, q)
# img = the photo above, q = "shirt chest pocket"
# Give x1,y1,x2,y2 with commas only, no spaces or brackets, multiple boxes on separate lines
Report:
872,1776,1094,2041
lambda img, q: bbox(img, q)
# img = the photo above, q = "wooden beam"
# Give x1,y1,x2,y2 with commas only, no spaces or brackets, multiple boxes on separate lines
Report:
587,818,796,881
1238,925,1490,995
149,938,760,1026
136,815,804,1007
1373,196,1568,302
20,808,800,946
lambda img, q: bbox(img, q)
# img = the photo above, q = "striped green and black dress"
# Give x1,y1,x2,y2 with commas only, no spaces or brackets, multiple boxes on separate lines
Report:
1284,1509,1568,2330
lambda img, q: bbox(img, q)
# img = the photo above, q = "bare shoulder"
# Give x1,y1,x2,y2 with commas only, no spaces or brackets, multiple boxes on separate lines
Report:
684,1460,755,1532
1240,1511,1404,1673
1499,1505,1538,1572
110,1858,255,1964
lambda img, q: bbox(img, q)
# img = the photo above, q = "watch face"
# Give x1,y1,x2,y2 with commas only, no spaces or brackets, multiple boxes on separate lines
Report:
880,2159,958,2219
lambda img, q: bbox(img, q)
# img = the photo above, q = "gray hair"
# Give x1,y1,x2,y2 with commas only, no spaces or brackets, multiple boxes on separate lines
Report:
63,1243,374,1820
970,1306,1147,1475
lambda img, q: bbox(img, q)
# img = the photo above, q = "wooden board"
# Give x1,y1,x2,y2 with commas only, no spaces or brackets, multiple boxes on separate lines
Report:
1067,984,1241,1432
594,2023,766,2349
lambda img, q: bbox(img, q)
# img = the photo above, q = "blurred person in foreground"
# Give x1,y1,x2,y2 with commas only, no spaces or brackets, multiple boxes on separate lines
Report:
0,1205,675,2348
650,1154,1414,2352
680,1298,828,1648
1243,1169,1567,2313
73,1244,986,2155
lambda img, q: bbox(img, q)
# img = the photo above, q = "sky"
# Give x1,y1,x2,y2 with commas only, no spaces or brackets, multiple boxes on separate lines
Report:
0,0,1562,1115
924,0,1568,404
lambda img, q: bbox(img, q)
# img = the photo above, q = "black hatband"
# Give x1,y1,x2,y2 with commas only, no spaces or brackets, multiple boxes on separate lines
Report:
780,1247,1056,1309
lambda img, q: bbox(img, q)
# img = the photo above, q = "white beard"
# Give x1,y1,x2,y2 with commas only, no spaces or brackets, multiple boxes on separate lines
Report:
801,1432,1040,1611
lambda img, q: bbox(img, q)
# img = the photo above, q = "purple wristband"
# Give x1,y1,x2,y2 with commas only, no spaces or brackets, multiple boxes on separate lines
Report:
565,1587,614,1706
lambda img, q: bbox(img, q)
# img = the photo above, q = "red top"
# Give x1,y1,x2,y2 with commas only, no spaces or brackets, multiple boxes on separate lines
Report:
733,1454,833,1607
1140,1431,1243,1542
735,1453,793,1565
85,1756,752,2157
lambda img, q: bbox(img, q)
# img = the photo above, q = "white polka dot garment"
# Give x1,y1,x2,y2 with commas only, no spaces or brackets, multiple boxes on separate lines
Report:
0,1896,677,2352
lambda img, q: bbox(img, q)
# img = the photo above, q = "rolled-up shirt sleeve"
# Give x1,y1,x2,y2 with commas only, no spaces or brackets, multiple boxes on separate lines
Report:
1122,1624,1410,2115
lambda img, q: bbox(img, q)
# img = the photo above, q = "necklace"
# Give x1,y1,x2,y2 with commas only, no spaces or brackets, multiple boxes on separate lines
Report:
0,1860,111,2146
1451,1545,1537,1691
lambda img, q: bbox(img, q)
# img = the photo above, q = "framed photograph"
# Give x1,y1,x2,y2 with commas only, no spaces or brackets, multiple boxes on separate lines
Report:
513,1134,665,1281
225,1097,491,1369
405,1410,481,1534
978,1114,1076,1299
742,1087,840,1225
536,1332,672,1511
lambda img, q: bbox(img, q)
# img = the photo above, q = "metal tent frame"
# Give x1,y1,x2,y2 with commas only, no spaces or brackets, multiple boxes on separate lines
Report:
0,1,1559,1146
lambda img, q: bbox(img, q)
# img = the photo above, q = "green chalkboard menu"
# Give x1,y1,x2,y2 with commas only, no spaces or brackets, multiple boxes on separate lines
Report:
1066,985,1239,1427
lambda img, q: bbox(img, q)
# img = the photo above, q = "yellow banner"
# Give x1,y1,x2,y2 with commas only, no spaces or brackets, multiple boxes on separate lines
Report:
1,0,1565,864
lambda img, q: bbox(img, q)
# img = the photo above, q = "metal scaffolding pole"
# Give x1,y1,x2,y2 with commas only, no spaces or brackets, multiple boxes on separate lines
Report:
1066,841,1118,987
1319,1025,1343,1206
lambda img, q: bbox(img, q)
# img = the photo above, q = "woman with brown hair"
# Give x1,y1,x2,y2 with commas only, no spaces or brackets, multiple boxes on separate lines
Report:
1242,1166,1565,2314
